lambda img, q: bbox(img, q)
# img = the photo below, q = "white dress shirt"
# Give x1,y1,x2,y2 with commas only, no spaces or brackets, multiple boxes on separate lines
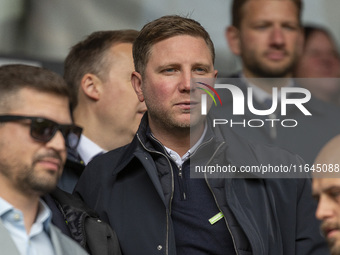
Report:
77,135,107,165
164,123,207,167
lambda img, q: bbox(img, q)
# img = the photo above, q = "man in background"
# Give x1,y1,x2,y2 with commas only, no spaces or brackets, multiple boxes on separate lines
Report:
211,0,340,164
62,30,146,192
294,25,340,105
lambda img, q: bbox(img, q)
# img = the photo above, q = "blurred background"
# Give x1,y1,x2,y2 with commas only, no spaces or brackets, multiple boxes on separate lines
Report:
0,0,339,76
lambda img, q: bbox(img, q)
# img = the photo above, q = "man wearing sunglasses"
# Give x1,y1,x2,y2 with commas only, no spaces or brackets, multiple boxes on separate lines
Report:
0,64,87,254
0,64,122,255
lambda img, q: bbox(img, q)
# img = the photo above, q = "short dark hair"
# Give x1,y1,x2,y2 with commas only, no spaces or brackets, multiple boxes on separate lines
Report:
133,15,215,76
64,29,139,108
0,64,69,111
231,0,303,28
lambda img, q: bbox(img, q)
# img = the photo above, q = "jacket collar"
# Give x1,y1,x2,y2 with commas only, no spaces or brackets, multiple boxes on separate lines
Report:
113,112,276,179
113,113,218,173
113,113,157,174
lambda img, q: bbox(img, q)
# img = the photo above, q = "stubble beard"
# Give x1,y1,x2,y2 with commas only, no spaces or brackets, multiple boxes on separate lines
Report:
321,221,340,255
329,238,340,255
242,51,298,78
20,166,60,195
0,155,62,196
147,104,205,134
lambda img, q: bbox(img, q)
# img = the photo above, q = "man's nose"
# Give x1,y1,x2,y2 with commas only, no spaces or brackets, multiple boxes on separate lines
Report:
178,71,192,92
46,130,67,153
315,195,335,221
270,27,285,47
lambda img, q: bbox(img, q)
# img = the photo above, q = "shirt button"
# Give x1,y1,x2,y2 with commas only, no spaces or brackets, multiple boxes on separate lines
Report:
157,245,162,251
13,214,20,220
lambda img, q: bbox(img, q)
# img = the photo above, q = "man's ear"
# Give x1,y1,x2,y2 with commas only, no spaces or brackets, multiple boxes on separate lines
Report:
214,70,218,79
131,71,145,102
80,74,101,101
226,26,241,56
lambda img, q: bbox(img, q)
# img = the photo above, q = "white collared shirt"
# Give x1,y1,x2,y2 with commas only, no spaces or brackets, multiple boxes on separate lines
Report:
0,197,55,255
77,135,107,165
164,124,207,168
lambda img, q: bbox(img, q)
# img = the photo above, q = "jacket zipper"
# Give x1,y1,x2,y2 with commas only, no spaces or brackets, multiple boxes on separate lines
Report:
137,133,238,254
191,140,240,255
137,133,174,255
177,164,187,200
204,175,239,255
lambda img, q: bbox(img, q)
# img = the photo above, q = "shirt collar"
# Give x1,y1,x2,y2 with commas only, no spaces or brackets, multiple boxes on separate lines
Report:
77,134,107,165
38,199,53,232
0,197,12,217
164,123,207,167
0,197,52,232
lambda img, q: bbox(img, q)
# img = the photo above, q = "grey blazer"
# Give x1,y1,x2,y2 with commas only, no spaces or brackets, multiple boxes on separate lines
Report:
0,220,88,255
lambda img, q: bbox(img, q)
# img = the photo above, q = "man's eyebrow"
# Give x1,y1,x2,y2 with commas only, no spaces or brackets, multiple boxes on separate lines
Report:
193,62,212,67
155,63,180,71
324,186,340,193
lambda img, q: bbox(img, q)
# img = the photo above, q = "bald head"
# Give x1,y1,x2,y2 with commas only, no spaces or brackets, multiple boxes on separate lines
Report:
316,135,340,164
314,135,340,178
312,135,340,255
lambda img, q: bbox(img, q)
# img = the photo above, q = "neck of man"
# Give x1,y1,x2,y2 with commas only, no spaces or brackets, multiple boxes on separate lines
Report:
81,126,130,151
0,178,40,234
74,107,132,151
149,121,205,158
243,69,292,94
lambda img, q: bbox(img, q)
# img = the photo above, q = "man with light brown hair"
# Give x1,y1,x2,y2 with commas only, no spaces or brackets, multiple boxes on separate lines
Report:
75,15,328,255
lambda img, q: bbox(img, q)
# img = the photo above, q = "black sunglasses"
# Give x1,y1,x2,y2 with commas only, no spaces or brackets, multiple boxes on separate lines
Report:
0,115,82,149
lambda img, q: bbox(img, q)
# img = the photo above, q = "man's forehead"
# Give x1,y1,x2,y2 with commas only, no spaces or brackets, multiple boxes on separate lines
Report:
11,88,72,123
313,178,340,192
148,35,213,63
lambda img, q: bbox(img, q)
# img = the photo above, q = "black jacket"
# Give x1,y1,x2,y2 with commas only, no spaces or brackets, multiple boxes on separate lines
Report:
44,188,121,255
74,115,328,255
58,147,85,193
